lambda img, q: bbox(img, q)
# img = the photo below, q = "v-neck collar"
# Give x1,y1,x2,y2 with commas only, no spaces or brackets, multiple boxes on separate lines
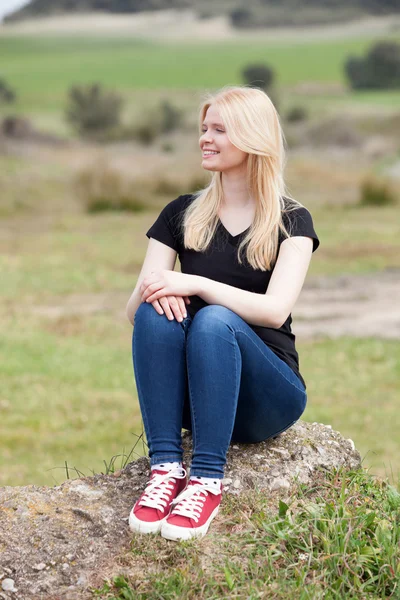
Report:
218,219,251,242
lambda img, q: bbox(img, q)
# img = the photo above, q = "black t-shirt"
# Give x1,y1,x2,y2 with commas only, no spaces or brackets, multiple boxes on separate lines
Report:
146,194,320,390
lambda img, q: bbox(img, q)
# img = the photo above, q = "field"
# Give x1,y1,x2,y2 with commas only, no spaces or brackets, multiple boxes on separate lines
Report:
0,14,400,490
1,149,399,487
0,15,400,135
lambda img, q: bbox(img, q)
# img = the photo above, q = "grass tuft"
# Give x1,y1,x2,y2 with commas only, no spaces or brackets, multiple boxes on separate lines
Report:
358,175,399,207
91,467,400,599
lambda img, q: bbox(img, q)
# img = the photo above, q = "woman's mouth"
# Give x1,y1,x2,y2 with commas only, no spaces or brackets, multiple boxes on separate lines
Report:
202,151,220,159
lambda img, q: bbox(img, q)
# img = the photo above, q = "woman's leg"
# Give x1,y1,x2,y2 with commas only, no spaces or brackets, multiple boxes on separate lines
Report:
132,301,192,467
186,305,307,479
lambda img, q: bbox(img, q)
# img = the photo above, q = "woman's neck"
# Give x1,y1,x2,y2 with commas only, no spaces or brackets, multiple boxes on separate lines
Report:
221,172,254,209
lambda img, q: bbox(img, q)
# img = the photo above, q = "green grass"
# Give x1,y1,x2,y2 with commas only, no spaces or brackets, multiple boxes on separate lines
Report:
0,32,399,128
2,203,400,306
1,311,398,487
0,175,399,487
91,467,400,599
0,312,143,487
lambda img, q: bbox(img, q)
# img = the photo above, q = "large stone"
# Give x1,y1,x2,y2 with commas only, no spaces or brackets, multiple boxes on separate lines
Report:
0,421,361,599
181,420,361,494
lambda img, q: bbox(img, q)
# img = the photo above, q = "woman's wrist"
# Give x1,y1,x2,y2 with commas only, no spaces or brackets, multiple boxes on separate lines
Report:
192,275,209,297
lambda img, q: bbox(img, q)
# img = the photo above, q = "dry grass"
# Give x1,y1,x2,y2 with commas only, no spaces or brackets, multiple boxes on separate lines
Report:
2,11,399,43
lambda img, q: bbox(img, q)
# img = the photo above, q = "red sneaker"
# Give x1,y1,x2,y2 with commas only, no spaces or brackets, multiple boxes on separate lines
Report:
129,465,187,534
161,478,222,541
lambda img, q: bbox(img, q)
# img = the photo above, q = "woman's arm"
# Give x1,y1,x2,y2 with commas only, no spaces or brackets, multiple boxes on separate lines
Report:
196,236,314,328
126,238,177,324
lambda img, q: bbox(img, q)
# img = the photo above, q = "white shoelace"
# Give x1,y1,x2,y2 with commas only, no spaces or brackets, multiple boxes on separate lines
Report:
170,482,221,523
138,467,187,511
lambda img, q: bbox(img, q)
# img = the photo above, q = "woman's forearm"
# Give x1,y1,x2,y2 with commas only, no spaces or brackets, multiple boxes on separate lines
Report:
126,287,142,325
195,275,282,329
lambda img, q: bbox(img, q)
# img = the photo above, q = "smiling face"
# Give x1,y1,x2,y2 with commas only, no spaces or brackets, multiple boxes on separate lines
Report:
199,104,248,175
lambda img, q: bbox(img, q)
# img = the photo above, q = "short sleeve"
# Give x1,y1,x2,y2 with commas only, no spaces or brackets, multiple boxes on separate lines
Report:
146,196,188,252
281,206,320,253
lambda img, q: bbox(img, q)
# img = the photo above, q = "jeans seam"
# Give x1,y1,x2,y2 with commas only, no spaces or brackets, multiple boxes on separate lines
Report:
133,305,186,462
234,329,306,395
186,343,198,456
132,330,151,459
186,326,241,477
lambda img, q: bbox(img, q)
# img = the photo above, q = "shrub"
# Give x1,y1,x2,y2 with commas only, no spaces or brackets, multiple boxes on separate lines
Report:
75,160,148,213
1,116,32,138
187,174,211,192
230,7,253,28
158,99,183,134
286,106,308,123
65,83,123,136
0,78,16,104
154,177,183,196
128,99,183,145
161,142,174,153
345,41,400,90
130,122,158,145
306,116,362,148
358,176,398,207
242,64,275,91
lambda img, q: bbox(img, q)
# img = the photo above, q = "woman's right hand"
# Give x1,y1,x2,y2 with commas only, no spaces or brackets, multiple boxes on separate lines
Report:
151,295,191,322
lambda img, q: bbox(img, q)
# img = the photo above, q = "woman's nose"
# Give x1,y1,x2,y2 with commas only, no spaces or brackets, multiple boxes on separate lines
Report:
200,132,213,143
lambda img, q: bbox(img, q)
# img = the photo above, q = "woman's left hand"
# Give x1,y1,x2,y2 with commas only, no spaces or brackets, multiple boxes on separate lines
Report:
140,270,200,303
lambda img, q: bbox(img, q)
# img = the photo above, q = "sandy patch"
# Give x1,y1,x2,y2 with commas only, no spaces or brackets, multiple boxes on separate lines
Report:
21,268,400,341
1,11,399,43
293,268,400,340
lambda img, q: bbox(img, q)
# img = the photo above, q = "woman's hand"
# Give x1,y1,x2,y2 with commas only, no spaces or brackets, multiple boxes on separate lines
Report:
151,295,191,322
140,270,199,304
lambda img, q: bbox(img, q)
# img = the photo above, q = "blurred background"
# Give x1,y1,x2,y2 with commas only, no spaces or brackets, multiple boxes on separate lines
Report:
0,0,399,488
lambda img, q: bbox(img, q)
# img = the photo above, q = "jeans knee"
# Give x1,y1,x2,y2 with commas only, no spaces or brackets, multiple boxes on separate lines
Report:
134,300,182,338
134,301,156,324
191,305,235,333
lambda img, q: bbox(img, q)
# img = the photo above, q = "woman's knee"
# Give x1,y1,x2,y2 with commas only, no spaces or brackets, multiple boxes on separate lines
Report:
134,301,180,336
191,305,236,333
134,301,157,324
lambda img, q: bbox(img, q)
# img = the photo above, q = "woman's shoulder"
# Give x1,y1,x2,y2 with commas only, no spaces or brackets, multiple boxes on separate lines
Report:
280,196,320,251
282,195,307,210
163,193,196,216
281,195,313,219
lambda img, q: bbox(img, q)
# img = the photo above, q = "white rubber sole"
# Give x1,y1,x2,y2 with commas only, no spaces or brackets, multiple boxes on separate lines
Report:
128,510,168,534
160,506,220,541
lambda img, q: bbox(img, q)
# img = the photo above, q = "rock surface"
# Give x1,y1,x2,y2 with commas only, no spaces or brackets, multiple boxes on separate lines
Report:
0,421,361,599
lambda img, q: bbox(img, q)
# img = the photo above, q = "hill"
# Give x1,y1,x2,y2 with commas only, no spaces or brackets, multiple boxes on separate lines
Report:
5,0,400,28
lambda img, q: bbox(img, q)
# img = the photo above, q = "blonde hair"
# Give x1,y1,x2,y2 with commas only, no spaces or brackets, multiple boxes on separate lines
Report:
182,85,304,271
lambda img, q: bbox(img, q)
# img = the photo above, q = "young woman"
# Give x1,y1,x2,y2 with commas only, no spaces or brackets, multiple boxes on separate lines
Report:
126,85,320,542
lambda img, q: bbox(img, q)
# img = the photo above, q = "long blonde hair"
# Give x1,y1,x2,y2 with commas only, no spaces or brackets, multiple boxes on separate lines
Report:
183,85,304,271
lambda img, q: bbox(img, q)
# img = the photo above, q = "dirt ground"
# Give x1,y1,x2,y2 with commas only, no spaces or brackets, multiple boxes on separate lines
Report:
293,268,400,340
1,11,399,42
27,268,400,341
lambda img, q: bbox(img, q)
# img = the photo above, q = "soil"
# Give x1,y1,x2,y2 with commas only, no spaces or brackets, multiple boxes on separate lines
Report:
27,268,400,341
1,11,399,43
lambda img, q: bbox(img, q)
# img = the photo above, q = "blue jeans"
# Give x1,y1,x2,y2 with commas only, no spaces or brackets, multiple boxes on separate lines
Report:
132,302,307,479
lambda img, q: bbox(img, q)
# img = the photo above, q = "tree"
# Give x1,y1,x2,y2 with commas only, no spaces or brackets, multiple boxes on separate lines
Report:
65,83,123,136
345,41,400,89
242,64,275,91
0,78,16,104
229,8,252,28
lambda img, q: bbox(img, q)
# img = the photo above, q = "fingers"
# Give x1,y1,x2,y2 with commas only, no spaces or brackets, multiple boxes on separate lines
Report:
177,297,187,320
158,297,173,320
167,296,186,322
153,296,188,322
184,296,191,304
151,299,164,316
